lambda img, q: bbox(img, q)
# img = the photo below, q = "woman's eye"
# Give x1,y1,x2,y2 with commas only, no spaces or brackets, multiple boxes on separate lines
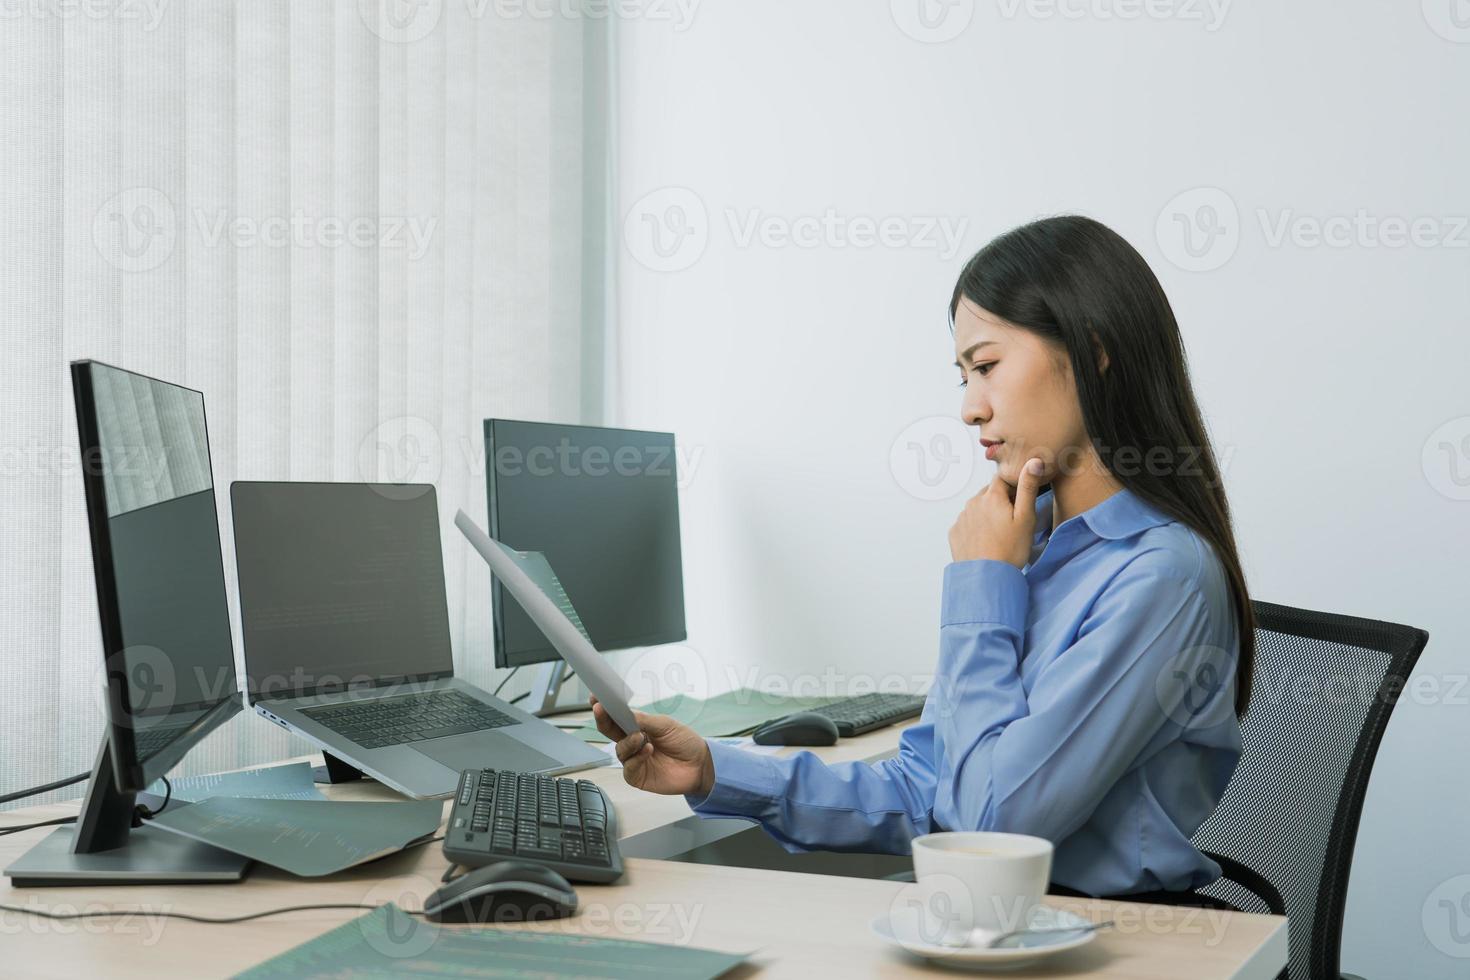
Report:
958,362,995,388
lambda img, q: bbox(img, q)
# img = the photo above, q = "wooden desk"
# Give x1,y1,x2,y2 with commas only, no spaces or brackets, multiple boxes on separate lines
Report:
0,721,1287,978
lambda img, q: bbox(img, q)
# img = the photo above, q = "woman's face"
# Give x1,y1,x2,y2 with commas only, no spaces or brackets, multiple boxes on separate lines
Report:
952,296,1090,487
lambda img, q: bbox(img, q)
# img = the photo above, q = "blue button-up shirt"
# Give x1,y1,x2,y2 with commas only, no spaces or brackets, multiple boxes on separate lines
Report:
686,486,1242,896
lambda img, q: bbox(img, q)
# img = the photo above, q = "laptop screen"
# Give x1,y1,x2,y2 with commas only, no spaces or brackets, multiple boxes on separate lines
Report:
231,483,455,701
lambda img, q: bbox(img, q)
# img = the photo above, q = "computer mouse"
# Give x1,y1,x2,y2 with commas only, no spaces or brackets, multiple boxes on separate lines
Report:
751,711,840,747
422,861,579,924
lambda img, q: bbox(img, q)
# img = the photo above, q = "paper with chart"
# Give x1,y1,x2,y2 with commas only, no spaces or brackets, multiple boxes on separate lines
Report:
235,904,749,980
147,798,443,877
455,509,639,735
145,762,324,803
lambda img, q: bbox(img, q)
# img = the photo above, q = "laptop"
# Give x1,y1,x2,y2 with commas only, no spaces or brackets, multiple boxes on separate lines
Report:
230,481,608,799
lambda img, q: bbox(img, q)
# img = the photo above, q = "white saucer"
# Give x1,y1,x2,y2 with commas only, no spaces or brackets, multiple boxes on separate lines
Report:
871,903,1098,972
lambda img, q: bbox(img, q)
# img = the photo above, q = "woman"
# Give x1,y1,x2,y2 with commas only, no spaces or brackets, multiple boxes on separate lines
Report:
592,215,1254,906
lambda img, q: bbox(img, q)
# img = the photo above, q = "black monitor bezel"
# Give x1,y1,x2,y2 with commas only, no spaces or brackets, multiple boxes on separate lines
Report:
484,418,689,670
71,360,242,793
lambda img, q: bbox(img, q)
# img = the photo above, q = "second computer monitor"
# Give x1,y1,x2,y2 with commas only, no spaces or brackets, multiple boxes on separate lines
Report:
485,419,686,670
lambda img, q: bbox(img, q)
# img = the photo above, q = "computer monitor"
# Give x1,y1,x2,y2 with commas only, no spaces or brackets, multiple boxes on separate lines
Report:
6,361,248,886
484,419,686,712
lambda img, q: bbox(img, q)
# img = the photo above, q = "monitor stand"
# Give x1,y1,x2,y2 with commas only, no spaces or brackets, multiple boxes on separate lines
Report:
528,660,584,718
4,739,250,887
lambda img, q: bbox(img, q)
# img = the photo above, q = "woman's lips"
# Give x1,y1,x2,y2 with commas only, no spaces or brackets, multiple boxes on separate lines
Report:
982,440,1003,461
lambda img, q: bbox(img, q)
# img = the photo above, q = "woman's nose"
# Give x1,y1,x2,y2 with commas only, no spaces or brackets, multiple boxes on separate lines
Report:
960,386,988,427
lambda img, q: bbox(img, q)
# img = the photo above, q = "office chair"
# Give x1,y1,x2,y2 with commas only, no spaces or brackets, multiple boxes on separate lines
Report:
1190,600,1428,980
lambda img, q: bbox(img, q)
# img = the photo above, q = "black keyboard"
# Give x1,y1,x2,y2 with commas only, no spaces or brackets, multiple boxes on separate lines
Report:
442,768,623,884
808,692,926,737
302,691,515,750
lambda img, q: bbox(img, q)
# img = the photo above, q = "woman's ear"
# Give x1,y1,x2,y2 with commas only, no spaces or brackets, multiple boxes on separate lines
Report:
1091,331,1110,374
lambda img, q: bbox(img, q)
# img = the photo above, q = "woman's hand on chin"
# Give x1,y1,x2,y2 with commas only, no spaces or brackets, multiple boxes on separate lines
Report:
948,457,1044,568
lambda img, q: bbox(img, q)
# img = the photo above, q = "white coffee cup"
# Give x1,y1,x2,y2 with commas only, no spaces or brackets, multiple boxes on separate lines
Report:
910,831,1054,947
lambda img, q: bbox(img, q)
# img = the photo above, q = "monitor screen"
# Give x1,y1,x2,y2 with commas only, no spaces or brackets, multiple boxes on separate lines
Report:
230,482,455,701
73,361,241,790
485,420,687,669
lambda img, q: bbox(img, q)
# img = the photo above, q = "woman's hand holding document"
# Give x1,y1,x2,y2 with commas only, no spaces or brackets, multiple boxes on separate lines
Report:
454,510,640,736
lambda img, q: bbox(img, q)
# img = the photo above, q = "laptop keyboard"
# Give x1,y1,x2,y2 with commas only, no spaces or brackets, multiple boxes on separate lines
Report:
302,690,515,750
131,724,192,759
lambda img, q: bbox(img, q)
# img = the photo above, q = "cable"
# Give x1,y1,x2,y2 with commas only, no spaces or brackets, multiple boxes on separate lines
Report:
508,693,528,705
0,816,76,838
134,776,171,823
491,667,520,699
0,771,88,806
0,902,427,925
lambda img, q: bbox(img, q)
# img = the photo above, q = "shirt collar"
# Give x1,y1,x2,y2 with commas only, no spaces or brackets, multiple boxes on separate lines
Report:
1034,485,1173,542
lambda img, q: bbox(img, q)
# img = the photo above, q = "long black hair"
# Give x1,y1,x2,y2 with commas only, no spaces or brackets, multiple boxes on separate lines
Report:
949,215,1254,717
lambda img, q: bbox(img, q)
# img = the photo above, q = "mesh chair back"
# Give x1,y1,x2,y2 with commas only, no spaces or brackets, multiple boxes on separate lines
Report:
1191,600,1427,980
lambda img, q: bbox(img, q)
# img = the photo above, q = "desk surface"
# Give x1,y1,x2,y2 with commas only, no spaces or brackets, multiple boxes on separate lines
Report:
0,718,1287,979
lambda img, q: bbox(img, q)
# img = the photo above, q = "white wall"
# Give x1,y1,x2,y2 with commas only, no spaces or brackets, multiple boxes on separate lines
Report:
613,2,1470,977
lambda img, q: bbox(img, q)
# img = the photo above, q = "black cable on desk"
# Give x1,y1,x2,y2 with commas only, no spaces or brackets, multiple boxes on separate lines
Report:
0,902,427,925
0,770,88,806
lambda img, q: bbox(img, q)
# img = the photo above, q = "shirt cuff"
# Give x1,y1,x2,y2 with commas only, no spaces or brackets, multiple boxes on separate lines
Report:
941,559,1029,630
683,739,782,817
